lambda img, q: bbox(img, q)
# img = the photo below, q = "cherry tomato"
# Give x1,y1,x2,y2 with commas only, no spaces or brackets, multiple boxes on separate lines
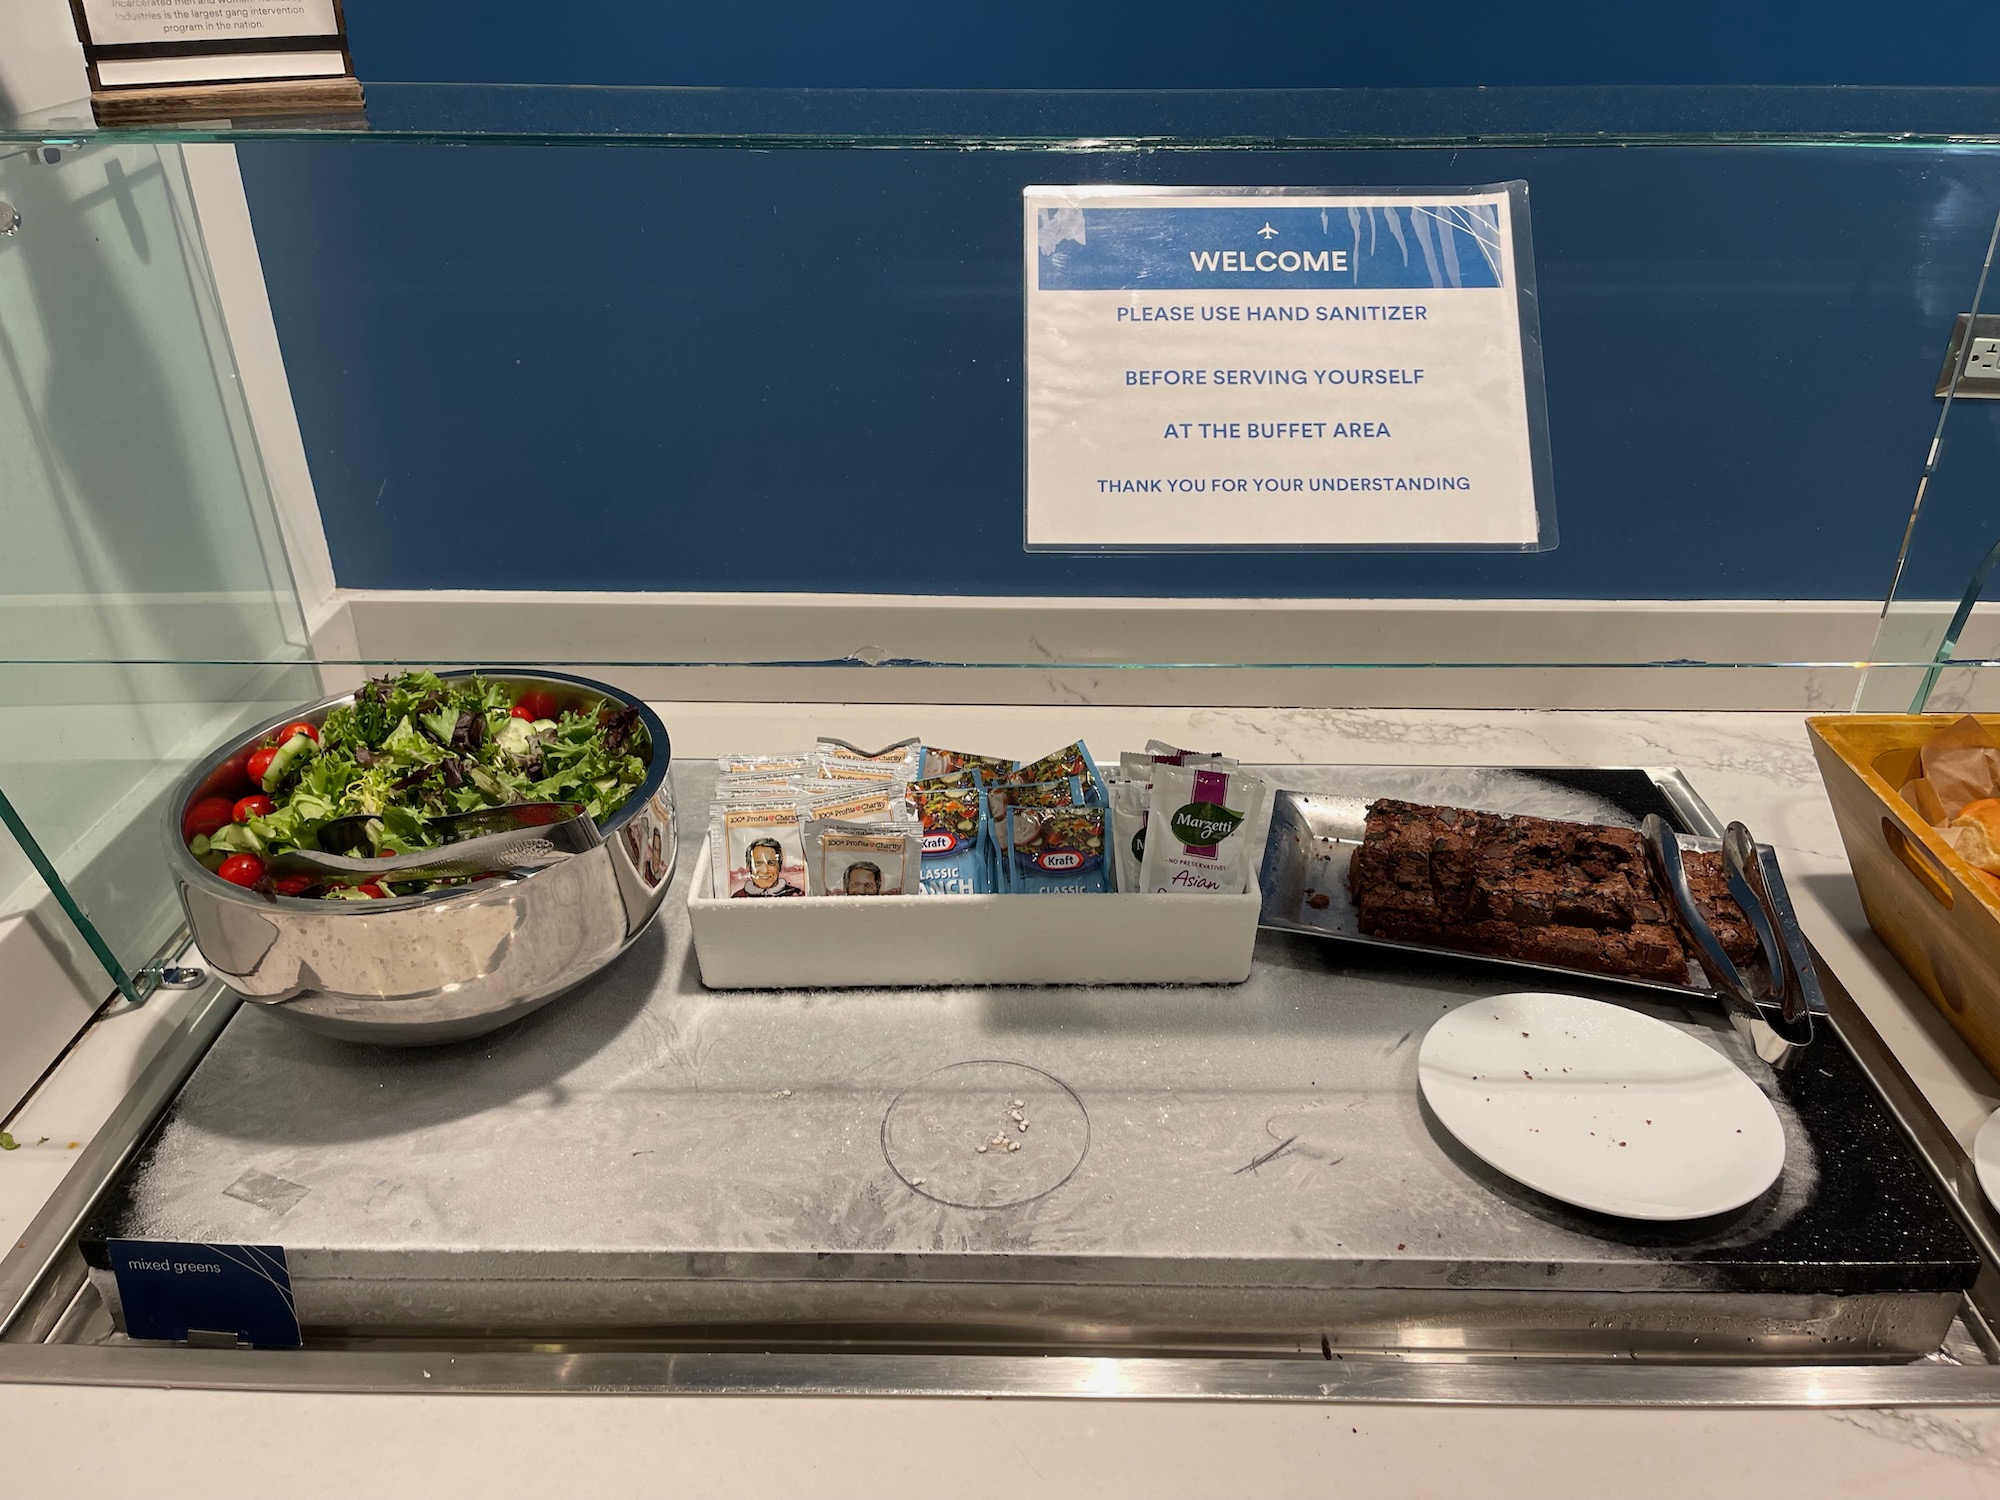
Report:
356,882,387,899
216,748,255,793
233,794,275,823
182,796,237,842
272,874,317,897
509,704,536,721
514,690,559,722
216,853,265,888
276,720,319,744
246,746,280,784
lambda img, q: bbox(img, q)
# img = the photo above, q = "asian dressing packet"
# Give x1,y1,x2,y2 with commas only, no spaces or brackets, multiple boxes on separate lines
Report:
1137,763,1268,895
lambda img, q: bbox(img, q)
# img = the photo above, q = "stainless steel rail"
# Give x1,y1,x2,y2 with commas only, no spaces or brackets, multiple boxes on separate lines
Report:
5,1343,2000,1405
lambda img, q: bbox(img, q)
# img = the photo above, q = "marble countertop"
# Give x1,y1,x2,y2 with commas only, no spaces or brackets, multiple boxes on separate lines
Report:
6,704,2000,1498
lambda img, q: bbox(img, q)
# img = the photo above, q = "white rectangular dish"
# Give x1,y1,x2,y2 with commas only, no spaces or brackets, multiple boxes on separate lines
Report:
686,834,1259,988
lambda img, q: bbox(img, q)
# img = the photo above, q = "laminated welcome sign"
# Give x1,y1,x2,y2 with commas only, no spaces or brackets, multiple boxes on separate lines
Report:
1023,184,1554,552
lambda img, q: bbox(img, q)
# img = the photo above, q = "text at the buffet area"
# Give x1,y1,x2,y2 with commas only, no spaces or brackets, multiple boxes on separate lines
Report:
1023,187,1545,550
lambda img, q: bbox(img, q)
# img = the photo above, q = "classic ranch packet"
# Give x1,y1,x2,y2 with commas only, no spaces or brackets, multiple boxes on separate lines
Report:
913,783,989,895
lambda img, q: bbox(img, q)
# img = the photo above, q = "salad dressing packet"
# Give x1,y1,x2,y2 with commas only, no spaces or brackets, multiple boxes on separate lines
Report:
712,803,809,899
921,747,1017,784
808,786,907,824
715,774,806,799
1013,741,1107,806
913,783,989,895
718,754,813,776
817,759,908,785
982,776,1080,887
1005,806,1110,895
1136,763,1268,895
995,775,1082,821
1108,778,1152,893
817,736,924,780
1116,745,1237,783
805,818,922,896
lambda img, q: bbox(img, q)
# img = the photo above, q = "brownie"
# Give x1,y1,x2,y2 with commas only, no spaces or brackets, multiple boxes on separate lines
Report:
1682,851,1764,968
1346,799,1757,984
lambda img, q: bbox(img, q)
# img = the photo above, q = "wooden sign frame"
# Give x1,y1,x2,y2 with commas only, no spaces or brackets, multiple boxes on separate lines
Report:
68,0,363,123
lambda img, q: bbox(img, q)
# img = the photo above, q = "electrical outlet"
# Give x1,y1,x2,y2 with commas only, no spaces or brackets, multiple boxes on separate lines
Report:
1935,313,2000,397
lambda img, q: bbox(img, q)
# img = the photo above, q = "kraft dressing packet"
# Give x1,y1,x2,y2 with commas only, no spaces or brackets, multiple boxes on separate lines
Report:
805,818,922,896
996,775,1083,827
712,802,809,899
1137,763,1268,895
921,746,1017,786
913,782,989,894
1005,805,1110,895
1013,741,1107,805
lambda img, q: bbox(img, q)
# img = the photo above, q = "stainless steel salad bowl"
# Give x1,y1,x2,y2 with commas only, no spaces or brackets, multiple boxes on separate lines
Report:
168,671,676,1045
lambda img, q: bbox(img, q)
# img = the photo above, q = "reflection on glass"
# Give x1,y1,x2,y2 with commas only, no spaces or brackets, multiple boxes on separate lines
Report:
0,141,310,997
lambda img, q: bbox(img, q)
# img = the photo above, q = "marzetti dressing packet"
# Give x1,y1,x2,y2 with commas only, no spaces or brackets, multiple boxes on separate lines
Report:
1136,763,1268,895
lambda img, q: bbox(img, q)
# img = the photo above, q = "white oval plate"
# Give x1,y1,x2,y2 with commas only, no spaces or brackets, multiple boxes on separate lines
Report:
1973,1107,2000,1213
1417,992,1786,1221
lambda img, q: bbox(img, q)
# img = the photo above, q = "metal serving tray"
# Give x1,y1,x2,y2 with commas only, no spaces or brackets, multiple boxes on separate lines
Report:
1256,765,1809,999
46,761,1973,1364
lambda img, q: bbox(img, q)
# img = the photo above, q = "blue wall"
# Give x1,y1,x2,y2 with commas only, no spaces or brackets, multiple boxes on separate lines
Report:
238,7,2000,598
341,2,2000,89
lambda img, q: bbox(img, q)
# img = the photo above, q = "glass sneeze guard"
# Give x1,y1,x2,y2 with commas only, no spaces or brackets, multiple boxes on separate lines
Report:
5,83,2000,1003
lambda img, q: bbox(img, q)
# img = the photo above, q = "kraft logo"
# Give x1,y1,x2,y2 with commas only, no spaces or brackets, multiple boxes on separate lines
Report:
1036,850,1083,871
921,831,958,855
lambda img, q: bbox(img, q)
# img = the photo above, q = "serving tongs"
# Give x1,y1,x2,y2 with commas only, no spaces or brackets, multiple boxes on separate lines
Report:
1641,814,1821,1070
265,801,601,891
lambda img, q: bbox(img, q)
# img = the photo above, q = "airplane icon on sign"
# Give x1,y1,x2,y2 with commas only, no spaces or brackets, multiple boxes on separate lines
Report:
1256,222,1280,239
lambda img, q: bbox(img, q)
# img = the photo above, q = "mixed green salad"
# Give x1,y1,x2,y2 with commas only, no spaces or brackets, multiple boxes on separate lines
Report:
181,671,649,900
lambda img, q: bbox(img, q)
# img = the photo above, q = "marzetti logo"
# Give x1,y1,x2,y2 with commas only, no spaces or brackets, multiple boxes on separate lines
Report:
1169,802,1243,847
1036,850,1083,872
921,830,959,855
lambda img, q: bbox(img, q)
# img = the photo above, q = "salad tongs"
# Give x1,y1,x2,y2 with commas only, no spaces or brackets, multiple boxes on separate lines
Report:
266,801,600,887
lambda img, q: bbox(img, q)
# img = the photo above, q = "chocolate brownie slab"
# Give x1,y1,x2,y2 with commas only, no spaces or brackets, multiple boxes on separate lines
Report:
1347,798,1757,983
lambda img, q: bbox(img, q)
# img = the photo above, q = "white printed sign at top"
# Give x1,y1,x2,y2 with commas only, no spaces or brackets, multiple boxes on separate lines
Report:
79,0,340,47
1023,184,1551,551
